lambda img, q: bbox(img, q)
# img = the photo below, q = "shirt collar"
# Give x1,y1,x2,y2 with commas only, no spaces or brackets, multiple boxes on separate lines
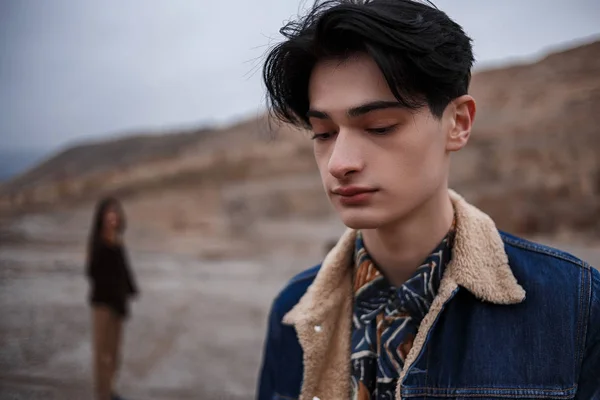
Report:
353,220,456,324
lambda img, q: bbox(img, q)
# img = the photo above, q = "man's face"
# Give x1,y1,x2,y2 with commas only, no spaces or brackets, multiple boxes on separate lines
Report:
307,54,463,229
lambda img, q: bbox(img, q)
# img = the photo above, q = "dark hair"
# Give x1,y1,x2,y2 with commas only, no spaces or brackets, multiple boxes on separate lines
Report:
86,197,126,268
263,0,474,127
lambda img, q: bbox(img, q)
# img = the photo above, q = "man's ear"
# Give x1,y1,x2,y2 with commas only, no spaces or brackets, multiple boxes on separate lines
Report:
446,95,476,152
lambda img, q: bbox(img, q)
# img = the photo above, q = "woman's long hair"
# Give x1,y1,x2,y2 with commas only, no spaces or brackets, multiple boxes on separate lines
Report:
86,197,126,275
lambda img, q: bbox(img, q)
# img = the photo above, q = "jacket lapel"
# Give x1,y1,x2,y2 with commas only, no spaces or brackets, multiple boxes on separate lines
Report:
283,228,356,400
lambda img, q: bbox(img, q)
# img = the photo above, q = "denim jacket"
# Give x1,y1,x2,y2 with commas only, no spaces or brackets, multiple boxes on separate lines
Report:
257,191,600,400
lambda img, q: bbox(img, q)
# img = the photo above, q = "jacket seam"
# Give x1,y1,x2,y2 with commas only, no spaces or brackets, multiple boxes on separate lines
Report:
265,304,283,399
273,393,298,400
401,384,577,398
403,395,573,399
402,384,577,392
403,394,573,399
501,235,587,268
425,342,430,400
400,287,460,391
579,267,592,364
575,265,584,378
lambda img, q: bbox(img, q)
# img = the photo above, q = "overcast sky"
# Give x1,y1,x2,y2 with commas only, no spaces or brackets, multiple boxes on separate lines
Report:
1,0,599,152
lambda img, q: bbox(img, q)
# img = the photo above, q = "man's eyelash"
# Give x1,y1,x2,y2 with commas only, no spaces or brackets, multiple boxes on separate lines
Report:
311,132,334,140
366,124,398,135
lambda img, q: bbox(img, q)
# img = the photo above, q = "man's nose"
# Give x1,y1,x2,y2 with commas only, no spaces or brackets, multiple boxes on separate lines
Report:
327,130,364,179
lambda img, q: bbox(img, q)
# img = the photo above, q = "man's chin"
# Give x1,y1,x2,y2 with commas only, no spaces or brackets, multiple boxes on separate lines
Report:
337,209,385,230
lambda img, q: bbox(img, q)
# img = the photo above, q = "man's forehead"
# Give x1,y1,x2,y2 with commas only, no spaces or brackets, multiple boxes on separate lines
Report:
308,57,397,113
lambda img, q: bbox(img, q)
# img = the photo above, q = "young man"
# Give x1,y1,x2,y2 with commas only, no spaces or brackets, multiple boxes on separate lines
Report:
257,1,600,399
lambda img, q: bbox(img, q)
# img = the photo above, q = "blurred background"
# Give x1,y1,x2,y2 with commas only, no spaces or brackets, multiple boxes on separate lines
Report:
1,1,599,399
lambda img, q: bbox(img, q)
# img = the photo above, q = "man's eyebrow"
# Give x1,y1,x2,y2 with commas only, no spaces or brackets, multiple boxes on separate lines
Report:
347,101,404,117
306,100,404,120
306,109,330,119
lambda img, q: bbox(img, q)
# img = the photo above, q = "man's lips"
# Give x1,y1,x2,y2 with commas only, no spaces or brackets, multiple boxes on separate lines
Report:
331,186,378,196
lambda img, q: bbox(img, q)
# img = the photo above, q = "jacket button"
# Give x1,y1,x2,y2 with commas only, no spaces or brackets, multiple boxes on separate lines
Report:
314,325,322,333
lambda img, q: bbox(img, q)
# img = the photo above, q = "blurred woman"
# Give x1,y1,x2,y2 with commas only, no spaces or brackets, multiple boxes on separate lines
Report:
86,197,139,400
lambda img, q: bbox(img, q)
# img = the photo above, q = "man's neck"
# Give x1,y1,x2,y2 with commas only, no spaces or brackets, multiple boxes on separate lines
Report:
361,188,454,287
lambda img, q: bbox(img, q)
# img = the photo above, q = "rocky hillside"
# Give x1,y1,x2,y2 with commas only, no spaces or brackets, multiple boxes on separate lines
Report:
1,40,599,239
455,40,600,236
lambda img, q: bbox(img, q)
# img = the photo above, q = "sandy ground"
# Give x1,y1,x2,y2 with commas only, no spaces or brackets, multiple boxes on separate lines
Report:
0,207,599,400
0,206,343,400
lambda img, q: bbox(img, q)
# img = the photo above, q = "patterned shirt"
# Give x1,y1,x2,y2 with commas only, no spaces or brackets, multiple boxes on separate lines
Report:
350,225,455,400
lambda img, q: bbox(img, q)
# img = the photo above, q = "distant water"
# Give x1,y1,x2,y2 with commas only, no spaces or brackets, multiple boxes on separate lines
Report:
0,149,47,182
